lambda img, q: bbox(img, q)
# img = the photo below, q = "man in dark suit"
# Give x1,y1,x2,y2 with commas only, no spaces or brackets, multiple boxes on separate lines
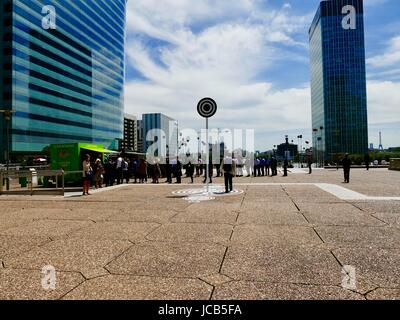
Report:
343,154,351,183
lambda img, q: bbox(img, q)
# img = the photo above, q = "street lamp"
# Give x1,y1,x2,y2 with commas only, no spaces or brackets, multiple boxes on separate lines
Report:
0,109,16,191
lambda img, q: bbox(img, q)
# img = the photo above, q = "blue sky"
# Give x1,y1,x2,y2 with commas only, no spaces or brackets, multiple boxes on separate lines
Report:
124,0,400,151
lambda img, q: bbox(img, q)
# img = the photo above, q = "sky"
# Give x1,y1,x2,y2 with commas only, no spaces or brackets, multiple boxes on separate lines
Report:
124,0,400,151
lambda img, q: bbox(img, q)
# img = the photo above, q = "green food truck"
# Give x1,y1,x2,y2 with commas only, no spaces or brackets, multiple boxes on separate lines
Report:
50,143,117,184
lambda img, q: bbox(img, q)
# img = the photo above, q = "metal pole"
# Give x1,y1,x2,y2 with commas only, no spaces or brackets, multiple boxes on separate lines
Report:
6,116,10,191
206,118,209,194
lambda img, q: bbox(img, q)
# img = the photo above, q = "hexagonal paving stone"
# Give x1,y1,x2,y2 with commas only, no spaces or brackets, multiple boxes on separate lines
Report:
106,241,226,278
213,281,364,300
107,210,178,223
146,223,233,244
0,219,94,239
4,238,132,279
63,275,212,300
5,207,118,222
68,221,160,241
221,244,342,286
171,209,238,224
231,225,322,246
0,235,49,260
0,268,85,300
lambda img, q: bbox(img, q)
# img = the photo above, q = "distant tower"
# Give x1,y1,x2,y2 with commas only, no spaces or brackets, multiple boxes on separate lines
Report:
379,132,384,151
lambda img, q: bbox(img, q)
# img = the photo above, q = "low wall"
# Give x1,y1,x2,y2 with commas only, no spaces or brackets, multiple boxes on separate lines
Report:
389,158,400,171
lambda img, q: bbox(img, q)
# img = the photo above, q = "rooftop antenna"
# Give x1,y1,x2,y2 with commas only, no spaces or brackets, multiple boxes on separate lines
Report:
379,131,384,151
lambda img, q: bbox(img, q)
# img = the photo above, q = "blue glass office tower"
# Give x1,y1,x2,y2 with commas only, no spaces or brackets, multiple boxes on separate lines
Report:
0,0,126,162
309,0,368,161
142,113,178,158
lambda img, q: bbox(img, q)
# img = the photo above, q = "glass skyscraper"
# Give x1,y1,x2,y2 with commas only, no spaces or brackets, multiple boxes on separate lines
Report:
142,113,178,158
0,0,126,162
309,0,368,161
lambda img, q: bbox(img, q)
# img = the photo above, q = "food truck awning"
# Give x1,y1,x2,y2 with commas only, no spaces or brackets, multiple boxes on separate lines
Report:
81,146,119,154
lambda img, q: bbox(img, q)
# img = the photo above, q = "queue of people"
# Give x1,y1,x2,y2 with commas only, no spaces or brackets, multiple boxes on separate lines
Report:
82,152,358,196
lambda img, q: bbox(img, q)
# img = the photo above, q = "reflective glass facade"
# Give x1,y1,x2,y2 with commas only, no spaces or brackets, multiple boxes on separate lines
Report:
309,0,368,160
0,0,126,161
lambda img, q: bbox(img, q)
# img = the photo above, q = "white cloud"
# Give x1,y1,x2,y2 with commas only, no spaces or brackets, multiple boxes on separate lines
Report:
367,36,400,68
124,0,400,149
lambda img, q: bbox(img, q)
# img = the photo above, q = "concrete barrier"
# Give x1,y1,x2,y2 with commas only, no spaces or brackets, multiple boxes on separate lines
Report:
389,158,400,171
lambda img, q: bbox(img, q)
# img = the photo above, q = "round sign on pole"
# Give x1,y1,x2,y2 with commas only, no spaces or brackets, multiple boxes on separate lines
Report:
197,98,217,118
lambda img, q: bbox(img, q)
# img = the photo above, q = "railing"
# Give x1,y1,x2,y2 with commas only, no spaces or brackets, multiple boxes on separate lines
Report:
389,159,400,171
0,169,65,196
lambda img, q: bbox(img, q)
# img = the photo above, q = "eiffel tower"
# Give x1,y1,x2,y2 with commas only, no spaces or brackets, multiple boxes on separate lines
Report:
378,132,384,151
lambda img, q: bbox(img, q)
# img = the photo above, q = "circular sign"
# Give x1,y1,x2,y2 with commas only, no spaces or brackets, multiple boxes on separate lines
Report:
197,98,217,118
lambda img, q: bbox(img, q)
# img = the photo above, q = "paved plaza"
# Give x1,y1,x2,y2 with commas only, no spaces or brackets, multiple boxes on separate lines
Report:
0,168,399,300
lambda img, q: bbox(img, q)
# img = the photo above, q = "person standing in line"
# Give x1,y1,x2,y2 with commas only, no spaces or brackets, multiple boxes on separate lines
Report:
187,161,195,183
343,154,351,183
203,156,213,184
220,155,236,193
116,154,123,185
265,157,271,176
165,156,172,184
93,158,104,189
271,157,278,176
82,154,93,196
244,157,251,177
123,158,130,184
176,158,182,184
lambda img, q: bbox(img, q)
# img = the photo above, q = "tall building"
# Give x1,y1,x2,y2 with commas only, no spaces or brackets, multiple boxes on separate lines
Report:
121,114,138,152
136,119,144,154
142,113,178,157
309,0,368,161
0,0,126,162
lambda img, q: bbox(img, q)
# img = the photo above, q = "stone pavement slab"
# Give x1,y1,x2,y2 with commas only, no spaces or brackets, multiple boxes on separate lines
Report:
4,238,132,279
237,210,308,226
231,225,322,246
352,201,400,214
106,241,226,278
68,221,160,241
333,248,400,290
3,207,117,222
295,203,362,215
171,209,238,224
213,281,364,300
0,235,50,260
146,223,233,244
303,210,384,227
63,275,213,300
0,219,94,239
240,201,299,214
316,226,400,248
366,288,400,300
107,209,178,223
0,268,85,300
221,244,342,285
